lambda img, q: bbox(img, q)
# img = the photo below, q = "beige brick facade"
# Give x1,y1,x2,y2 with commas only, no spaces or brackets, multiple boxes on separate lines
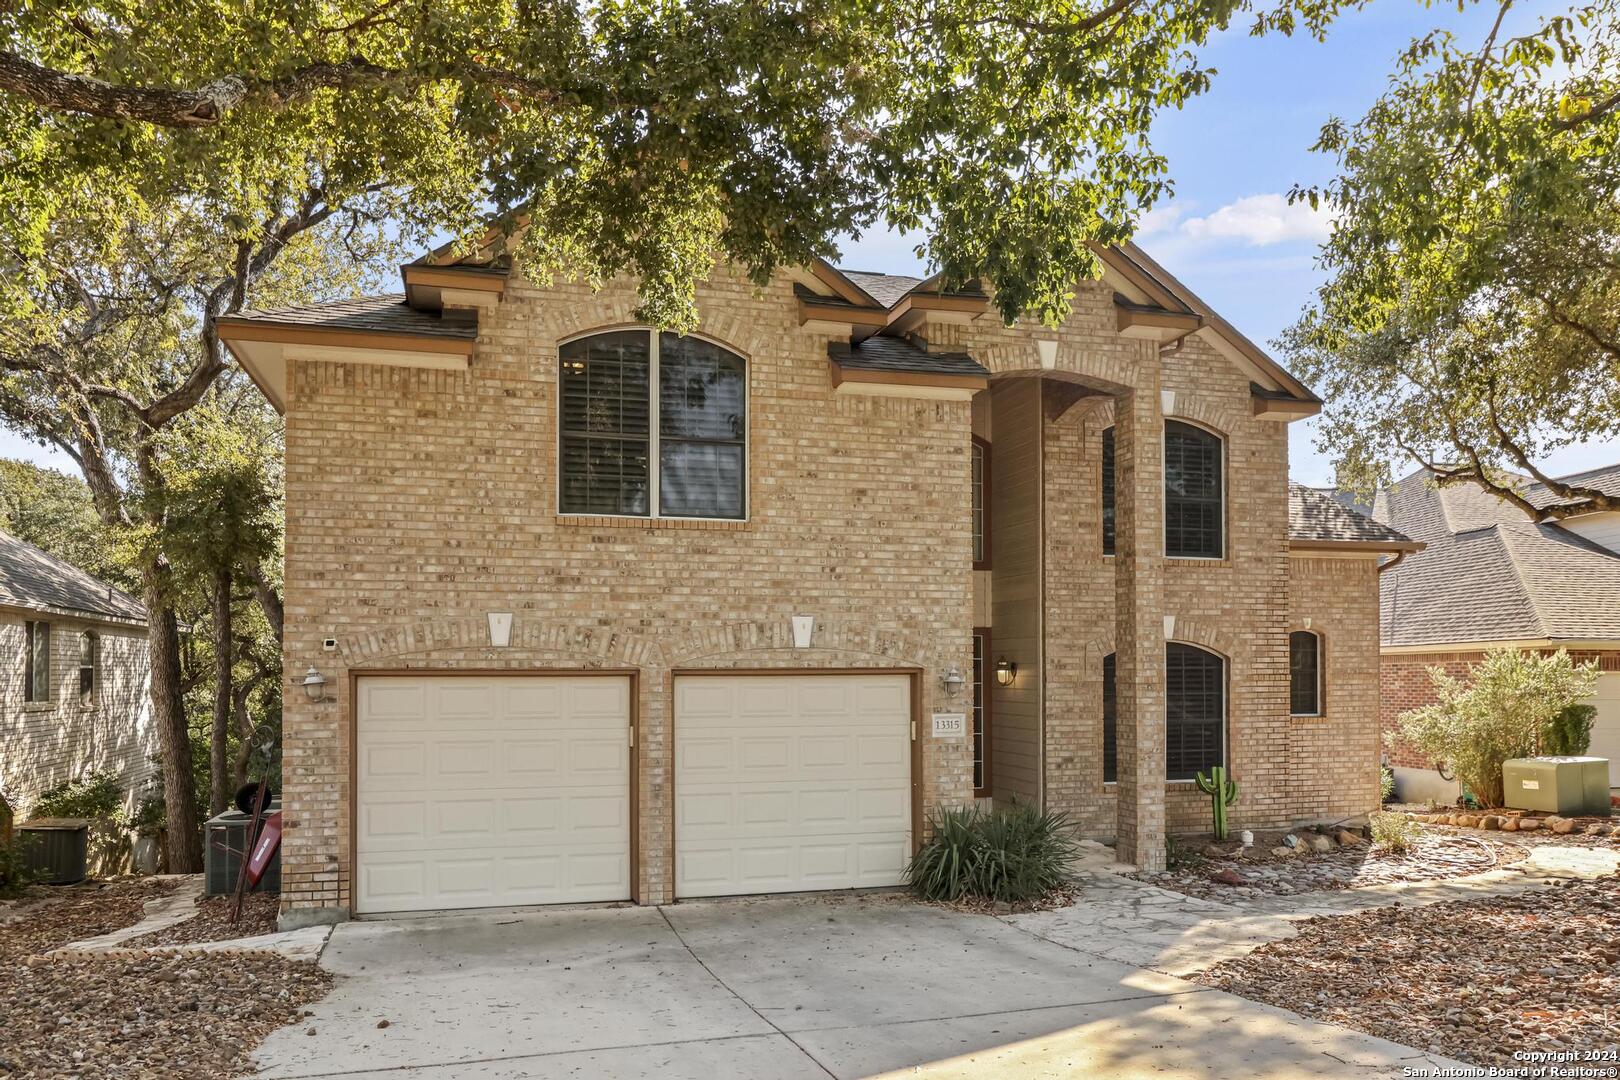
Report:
275,261,1386,918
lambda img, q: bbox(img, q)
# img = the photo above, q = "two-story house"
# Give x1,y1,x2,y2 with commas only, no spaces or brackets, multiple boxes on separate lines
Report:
220,237,1415,927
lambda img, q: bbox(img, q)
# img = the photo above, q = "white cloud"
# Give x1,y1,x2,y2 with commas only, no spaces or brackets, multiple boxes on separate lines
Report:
1178,193,1331,247
1133,202,1187,238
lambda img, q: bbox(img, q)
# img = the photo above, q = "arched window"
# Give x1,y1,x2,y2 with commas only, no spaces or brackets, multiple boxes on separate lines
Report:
559,330,747,519
1164,420,1223,558
1101,427,1116,555
1290,630,1322,716
79,631,99,706
1166,643,1225,780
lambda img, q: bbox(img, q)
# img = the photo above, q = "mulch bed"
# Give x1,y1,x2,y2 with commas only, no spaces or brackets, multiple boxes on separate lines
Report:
1196,875,1620,1067
0,880,332,1078
125,893,281,948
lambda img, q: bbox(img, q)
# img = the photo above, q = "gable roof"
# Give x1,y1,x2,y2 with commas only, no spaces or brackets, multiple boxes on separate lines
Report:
838,270,925,308
1372,468,1620,647
0,531,146,626
828,336,988,379
219,295,479,341
1288,484,1419,550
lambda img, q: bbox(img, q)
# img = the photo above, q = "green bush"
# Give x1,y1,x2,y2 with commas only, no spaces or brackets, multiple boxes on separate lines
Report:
1368,810,1421,853
0,833,43,897
906,802,1079,904
1379,765,1397,804
1542,703,1596,756
32,771,123,821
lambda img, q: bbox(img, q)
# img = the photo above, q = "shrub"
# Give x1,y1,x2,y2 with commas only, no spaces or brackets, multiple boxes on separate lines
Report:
1368,811,1421,853
32,771,123,821
1379,765,1397,804
1543,703,1596,756
906,802,1080,904
1392,648,1598,807
0,833,43,897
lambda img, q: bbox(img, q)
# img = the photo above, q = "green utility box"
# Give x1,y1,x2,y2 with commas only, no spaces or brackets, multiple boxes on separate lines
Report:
1502,757,1611,817
18,817,91,884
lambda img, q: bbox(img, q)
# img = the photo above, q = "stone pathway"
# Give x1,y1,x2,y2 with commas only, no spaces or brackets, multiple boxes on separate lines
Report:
1004,840,1620,979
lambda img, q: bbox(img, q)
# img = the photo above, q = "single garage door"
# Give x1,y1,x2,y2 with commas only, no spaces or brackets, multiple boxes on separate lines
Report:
1590,673,1620,789
355,674,631,914
674,672,912,898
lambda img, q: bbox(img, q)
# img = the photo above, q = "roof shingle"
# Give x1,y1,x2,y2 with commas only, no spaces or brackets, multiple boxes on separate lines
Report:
224,294,477,340
1289,484,1416,548
0,531,145,625
828,336,989,378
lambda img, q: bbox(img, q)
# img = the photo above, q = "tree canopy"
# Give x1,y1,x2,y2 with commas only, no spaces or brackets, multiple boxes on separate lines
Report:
3,0,1359,331
1285,0,1620,518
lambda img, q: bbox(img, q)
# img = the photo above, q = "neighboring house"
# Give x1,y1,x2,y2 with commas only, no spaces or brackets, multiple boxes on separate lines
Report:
0,530,155,817
1362,467,1620,801
220,237,1416,925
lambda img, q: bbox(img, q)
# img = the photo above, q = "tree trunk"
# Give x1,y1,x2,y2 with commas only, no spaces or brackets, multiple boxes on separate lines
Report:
246,562,283,643
143,560,203,873
210,566,233,817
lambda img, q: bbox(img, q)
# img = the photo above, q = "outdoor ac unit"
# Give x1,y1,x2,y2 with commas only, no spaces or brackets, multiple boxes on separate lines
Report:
204,806,282,897
18,818,89,885
1503,757,1611,817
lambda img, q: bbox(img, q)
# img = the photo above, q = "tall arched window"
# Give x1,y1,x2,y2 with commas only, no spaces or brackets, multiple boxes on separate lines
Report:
1166,643,1225,780
1290,630,1322,716
1100,427,1116,555
559,330,747,519
972,437,991,569
1164,420,1223,558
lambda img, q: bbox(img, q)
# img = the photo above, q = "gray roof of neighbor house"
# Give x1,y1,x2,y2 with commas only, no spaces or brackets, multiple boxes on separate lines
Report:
0,531,146,626
828,336,989,378
1370,468,1620,647
1288,484,1419,549
221,295,478,340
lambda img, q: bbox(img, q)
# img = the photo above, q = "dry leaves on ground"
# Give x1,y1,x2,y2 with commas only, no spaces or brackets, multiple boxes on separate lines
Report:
125,892,280,948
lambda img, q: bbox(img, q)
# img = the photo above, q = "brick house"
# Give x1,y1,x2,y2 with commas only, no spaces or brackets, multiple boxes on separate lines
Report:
0,530,155,817
220,239,1415,926
1360,467,1620,803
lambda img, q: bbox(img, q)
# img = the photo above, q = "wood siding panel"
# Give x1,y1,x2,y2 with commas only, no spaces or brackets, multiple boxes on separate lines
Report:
988,379,1042,806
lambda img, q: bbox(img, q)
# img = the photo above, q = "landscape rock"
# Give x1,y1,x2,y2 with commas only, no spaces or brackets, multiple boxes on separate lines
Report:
1308,835,1334,853
1211,867,1247,886
1269,846,1294,858
1518,818,1543,831
1336,830,1365,847
1456,815,1478,828
1547,817,1576,835
1481,816,1503,830
1501,817,1520,831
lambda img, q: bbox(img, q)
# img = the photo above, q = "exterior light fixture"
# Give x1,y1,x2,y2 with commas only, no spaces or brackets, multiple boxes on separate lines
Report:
302,665,329,703
940,665,966,698
994,657,1017,687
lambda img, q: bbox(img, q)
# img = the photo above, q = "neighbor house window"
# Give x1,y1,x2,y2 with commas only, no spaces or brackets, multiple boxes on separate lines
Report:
25,620,50,702
1164,420,1223,559
1167,643,1225,780
971,628,991,795
79,631,99,707
559,330,746,519
1101,427,1116,556
1290,630,1322,716
972,437,991,569
1102,652,1117,783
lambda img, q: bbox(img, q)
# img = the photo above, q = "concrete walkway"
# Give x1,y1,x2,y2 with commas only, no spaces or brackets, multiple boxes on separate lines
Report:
253,885,1471,1079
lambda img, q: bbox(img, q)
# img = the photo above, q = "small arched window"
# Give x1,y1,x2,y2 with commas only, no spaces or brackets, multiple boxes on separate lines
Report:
1166,643,1225,780
1290,630,1322,716
1164,420,1223,558
559,330,747,519
79,631,99,707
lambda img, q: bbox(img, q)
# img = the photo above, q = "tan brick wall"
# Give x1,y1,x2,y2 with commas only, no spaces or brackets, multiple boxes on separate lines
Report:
0,614,156,816
280,265,976,912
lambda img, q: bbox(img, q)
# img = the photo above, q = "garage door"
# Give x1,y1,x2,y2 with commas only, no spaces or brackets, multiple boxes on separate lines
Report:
1590,673,1620,788
674,673,912,898
355,675,631,914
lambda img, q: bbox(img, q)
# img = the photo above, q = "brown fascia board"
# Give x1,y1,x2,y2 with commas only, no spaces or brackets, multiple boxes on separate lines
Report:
809,259,888,309
214,319,476,356
829,362,988,391
1103,241,1322,406
798,296,890,328
1288,537,1427,554
1114,297,1203,336
401,265,508,294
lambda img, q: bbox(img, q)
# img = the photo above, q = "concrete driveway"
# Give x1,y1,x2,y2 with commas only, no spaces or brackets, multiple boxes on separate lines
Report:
254,892,1459,1079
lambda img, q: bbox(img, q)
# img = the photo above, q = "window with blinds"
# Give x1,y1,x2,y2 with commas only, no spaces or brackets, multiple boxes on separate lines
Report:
1101,427,1115,556
1164,420,1223,558
1290,630,1322,716
1102,644,1226,782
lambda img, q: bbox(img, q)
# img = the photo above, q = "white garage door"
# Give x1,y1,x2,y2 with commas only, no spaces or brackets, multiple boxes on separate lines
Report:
355,675,631,914
1590,673,1620,788
674,673,912,898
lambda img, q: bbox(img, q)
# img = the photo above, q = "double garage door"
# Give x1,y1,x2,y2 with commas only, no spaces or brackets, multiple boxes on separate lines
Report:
354,672,911,914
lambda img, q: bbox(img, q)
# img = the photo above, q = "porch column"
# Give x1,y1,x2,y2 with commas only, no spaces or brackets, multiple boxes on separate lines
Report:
1113,382,1167,872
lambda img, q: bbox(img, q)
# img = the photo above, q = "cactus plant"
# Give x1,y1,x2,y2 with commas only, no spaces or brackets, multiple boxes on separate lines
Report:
1194,765,1240,841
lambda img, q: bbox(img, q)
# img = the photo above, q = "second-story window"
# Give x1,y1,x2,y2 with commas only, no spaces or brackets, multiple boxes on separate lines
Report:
79,631,99,707
559,330,747,519
1164,420,1223,559
1101,427,1115,555
972,437,990,569
25,620,50,702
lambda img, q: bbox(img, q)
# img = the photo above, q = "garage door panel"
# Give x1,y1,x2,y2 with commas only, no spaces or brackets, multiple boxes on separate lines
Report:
356,675,631,914
675,673,911,898
1592,674,1620,788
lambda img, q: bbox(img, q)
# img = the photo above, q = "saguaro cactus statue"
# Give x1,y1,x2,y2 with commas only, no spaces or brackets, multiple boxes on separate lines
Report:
1194,766,1240,842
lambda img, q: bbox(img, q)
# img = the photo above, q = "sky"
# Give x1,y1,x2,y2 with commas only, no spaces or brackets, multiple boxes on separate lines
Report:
837,0,1619,487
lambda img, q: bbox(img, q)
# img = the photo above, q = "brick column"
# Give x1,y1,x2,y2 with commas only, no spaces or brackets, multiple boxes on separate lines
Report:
1113,381,1166,872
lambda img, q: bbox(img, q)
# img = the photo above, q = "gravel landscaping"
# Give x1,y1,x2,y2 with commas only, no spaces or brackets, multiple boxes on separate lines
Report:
125,893,281,948
0,880,331,1078
1196,874,1620,1068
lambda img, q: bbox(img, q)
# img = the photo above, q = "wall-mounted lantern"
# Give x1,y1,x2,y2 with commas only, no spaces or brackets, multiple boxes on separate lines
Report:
940,665,966,698
302,665,329,703
994,657,1018,687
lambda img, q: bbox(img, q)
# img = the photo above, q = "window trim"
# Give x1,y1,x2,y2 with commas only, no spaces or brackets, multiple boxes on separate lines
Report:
79,630,99,708
555,326,750,523
1289,629,1323,717
1163,418,1227,561
971,627,992,797
971,436,992,570
1165,640,1227,782
25,619,51,703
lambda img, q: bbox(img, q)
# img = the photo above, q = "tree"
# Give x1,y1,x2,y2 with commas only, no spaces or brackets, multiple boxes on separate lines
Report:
0,458,131,588
1285,0,1620,517
1393,648,1598,807
3,0,1359,333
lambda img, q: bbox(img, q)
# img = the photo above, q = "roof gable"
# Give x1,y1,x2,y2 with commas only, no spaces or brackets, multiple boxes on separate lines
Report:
0,531,145,625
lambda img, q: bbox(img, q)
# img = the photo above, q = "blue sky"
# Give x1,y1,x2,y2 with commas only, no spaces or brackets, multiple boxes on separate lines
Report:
839,0,1618,486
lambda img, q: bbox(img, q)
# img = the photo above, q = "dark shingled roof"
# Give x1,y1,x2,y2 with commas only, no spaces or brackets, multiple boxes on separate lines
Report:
839,270,924,308
0,531,145,625
224,294,477,339
829,336,989,378
1289,484,1416,548
1372,468,1620,647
